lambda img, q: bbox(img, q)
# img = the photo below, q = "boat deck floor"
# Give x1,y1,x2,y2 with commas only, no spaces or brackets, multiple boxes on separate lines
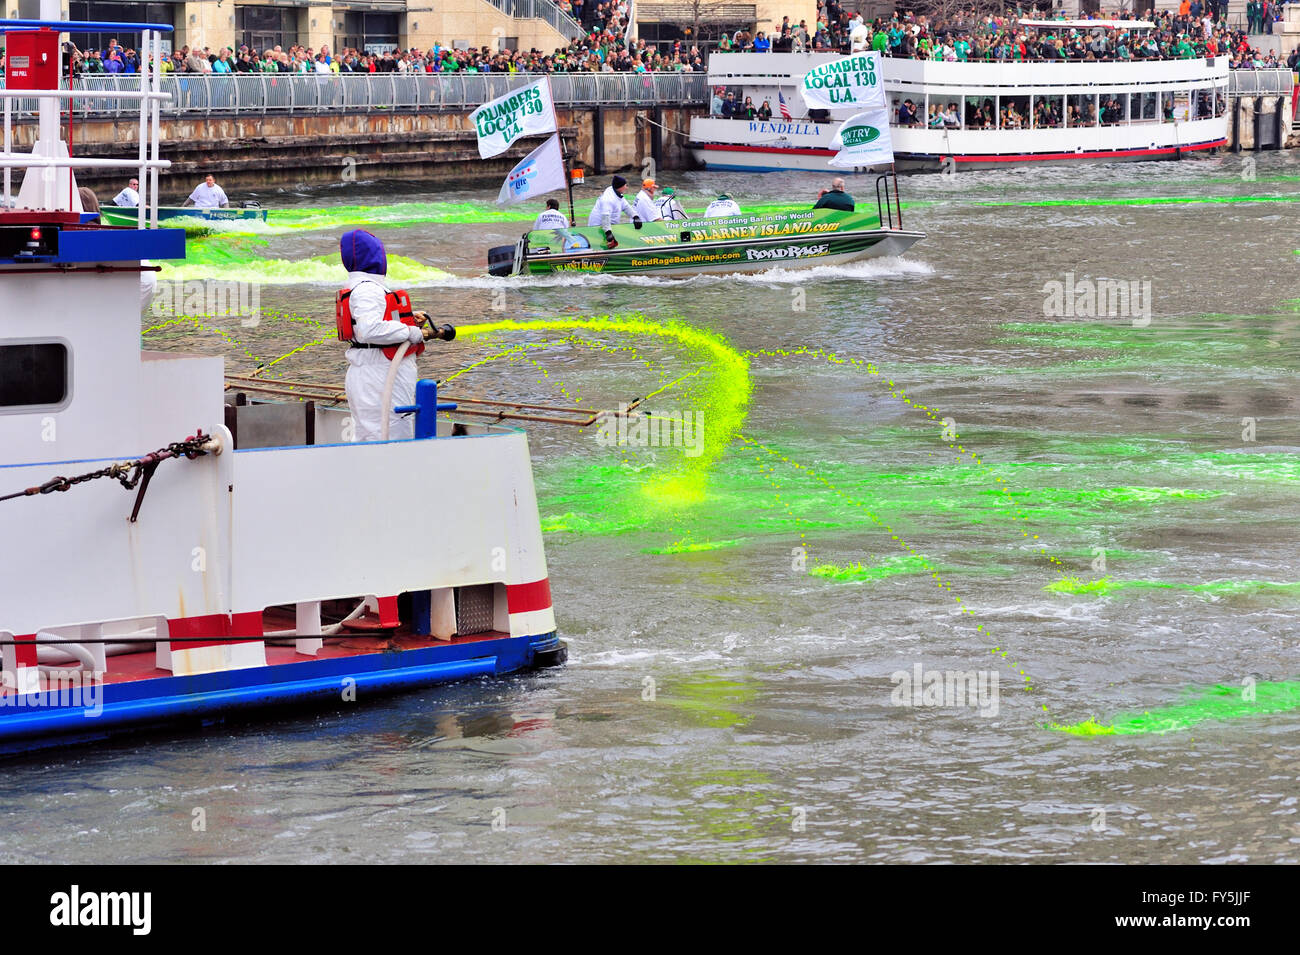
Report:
4,612,509,693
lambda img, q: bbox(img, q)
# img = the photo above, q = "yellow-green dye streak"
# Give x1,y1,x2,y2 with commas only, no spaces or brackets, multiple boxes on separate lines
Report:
1046,576,1300,598
1052,681,1300,736
458,314,751,505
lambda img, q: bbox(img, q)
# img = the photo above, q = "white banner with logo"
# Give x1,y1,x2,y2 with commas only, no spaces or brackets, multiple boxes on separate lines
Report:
471,78,558,159
497,133,567,205
829,107,894,168
800,52,886,110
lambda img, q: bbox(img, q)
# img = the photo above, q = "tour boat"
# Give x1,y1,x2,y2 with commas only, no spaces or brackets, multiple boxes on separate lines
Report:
487,200,924,277
691,35,1229,172
0,17,563,757
99,204,269,228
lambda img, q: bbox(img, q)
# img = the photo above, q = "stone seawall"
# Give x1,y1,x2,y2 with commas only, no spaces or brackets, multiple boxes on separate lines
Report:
5,106,704,198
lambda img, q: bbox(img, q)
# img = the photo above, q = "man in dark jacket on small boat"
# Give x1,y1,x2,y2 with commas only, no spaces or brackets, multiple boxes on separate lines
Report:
813,178,855,212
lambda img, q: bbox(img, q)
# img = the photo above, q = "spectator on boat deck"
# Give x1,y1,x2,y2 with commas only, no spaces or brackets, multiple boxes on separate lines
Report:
897,99,918,127
113,178,140,207
704,194,742,218
942,103,960,128
711,86,724,115
813,178,854,212
533,197,570,230
721,91,738,119
928,104,945,128
757,99,773,121
741,96,757,120
634,179,662,222
185,174,229,209
339,229,435,442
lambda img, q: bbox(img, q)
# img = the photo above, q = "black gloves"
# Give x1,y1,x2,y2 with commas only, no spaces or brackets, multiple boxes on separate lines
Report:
632,216,643,229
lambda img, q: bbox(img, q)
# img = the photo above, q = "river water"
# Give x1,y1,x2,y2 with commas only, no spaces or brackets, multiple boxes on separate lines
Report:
3,154,1299,864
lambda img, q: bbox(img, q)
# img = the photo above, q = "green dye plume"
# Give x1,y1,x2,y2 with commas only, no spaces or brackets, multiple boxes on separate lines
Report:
1052,680,1300,735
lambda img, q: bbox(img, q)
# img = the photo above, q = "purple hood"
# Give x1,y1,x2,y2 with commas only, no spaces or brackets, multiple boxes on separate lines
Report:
340,229,387,276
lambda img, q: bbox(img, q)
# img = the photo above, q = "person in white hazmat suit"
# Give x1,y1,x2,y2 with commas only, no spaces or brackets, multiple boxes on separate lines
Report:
337,229,453,441
586,174,642,248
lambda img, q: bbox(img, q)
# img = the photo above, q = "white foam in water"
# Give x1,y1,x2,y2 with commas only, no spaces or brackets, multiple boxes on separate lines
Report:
426,255,935,291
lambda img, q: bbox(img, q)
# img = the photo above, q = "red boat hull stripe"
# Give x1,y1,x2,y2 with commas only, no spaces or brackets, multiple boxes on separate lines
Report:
507,579,552,614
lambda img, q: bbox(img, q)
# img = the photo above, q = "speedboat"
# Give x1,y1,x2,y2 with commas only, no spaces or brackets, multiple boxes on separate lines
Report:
99,203,268,228
488,196,924,278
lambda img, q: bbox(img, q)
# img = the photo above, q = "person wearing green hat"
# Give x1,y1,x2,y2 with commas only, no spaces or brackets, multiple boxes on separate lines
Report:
654,185,688,221
703,193,742,218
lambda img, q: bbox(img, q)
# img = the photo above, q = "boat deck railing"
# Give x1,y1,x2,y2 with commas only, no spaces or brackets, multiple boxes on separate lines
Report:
0,19,172,226
0,72,710,118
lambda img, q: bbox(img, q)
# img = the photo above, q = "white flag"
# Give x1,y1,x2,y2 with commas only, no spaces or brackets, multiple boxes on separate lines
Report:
471,78,557,159
801,52,886,111
829,107,894,169
497,134,567,205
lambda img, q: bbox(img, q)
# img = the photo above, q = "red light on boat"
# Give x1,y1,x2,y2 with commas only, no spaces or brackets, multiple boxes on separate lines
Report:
29,228,41,241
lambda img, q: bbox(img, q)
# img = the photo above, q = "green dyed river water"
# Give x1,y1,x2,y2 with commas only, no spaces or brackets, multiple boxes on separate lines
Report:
4,154,1299,863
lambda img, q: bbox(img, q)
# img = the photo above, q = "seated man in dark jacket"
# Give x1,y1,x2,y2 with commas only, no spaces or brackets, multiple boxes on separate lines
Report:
813,178,855,211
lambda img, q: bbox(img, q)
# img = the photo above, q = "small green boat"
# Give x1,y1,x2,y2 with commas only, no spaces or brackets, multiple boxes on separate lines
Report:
488,207,924,278
99,205,268,228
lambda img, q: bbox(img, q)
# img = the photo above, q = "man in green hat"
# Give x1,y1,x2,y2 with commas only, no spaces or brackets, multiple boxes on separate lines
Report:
654,185,688,221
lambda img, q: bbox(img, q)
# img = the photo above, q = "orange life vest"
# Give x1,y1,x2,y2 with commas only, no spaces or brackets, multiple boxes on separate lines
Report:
336,284,425,359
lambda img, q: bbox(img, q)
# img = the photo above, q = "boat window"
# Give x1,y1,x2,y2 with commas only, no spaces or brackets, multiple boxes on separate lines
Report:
1215,89,1228,118
0,341,68,411
1033,95,1062,129
890,93,922,127
1067,93,1098,127
1194,89,1214,120
965,95,995,129
1001,95,1029,130
1136,91,1158,122
1099,94,1125,126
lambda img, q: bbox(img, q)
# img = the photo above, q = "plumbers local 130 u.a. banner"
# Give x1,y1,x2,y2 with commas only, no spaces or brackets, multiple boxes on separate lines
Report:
800,52,886,110
471,78,558,159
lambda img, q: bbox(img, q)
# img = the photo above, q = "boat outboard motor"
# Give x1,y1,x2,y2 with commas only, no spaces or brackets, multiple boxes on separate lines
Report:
242,200,262,209
487,244,516,277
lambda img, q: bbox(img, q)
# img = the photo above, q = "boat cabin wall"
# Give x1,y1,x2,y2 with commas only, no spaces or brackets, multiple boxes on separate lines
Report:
0,270,225,466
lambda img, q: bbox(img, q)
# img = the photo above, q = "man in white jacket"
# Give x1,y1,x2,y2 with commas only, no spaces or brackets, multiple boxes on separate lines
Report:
586,175,641,244
339,229,435,442
633,178,662,222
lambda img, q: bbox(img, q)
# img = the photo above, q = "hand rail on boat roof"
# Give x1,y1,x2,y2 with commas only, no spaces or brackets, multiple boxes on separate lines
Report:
0,22,170,229
0,19,174,32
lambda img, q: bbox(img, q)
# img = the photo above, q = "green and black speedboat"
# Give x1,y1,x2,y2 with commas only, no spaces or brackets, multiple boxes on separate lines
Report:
488,202,924,279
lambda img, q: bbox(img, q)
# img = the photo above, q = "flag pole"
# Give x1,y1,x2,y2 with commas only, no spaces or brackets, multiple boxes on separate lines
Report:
547,77,576,227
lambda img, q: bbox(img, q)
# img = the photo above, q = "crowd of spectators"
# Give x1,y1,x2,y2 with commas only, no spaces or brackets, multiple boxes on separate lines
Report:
9,4,1297,80
781,3,1295,68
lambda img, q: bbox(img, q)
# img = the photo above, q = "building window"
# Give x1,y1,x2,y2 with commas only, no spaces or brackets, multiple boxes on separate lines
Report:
66,2,177,56
0,342,68,410
236,6,302,53
337,12,400,55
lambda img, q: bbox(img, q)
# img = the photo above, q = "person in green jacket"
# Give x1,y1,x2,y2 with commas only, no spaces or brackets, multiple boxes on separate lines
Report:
813,177,855,211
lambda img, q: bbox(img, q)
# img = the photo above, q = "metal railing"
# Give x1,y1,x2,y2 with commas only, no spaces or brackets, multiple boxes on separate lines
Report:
1227,69,1295,95
486,0,586,41
0,72,709,117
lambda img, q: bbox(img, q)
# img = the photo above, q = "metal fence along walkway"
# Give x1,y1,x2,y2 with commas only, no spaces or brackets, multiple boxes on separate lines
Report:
0,72,710,117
